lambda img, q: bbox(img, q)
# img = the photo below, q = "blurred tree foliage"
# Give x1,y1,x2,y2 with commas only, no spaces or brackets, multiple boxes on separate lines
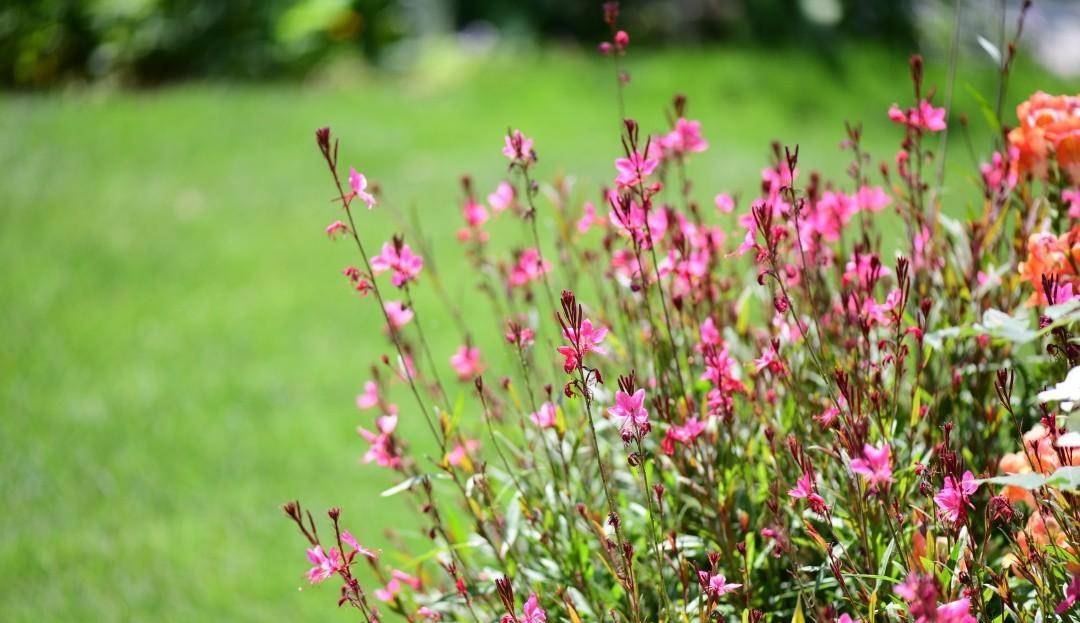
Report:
0,0,914,87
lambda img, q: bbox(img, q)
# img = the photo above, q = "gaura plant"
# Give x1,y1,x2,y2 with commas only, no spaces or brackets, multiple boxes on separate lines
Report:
285,2,1080,621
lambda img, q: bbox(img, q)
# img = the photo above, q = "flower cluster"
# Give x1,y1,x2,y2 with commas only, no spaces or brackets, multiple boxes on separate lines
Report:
288,5,1080,622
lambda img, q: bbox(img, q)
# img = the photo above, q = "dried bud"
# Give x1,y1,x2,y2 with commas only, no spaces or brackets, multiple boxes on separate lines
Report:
603,2,619,26
315,126,331,152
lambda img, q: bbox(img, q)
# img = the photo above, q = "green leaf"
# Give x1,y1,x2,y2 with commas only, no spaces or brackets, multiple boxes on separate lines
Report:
974,308,1038,344
976,472,1049,490
964,83,1002,134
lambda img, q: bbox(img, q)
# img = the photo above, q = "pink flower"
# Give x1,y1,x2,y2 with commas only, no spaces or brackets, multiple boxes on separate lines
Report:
1064,188,1080,219
697,570,742,598
662,417,706,455
576,201,605,233
447,438,480,467
980,147,1019,196
508,248,552,288
714,193,735,213
371,241,424,287
788,471,828,514
505,322,536,348
383,301,414,330
753,342,785,376
488,181,515,212
888,100,947,132
815,406,839,428
305,546,342,584
850,443,893,486
374,569,421,602
348,167,377,209
614,151,659,188
613,30,629,50
935,599,977,623
449,345,484,381
325,220,348,239
837,615,860,623
530,402,558,428
609,388,650,442
358,414,401,468
503,130,535,163
463,199,489,228
502,593,547,623
341,530,379,559
660,118,708,155
934,470,979,523
557,318,608,372
356,381,379,410
855,185,891,212
895,574,976,623
417,606,442,620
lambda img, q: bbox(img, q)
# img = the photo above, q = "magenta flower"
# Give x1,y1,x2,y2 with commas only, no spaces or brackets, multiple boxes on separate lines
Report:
518,593,547,623
788,471,829,514
503,130,535,164
666,417,705,454
934,470,979,523
935,599,977,623
508,248,552,288
371,241,424,287
697,570,742,598
325,220,348,239
356,380,379,410
449,345,484,381
888,100,947,132
557,318,607,372
530,402,558,428
462,199,489,228
383,301,414,330
660,118,709,155
348,167,376,210
305,545,342,584
850,443,893,486
1056,573,1080,614
609,388,650,442
358,414,400,469
488,181,515,212
714,193,734,213
614,150,658,188
855,184,891,212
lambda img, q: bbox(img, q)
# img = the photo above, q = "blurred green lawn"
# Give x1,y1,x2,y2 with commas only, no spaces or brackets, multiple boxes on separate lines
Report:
0,45,1068,620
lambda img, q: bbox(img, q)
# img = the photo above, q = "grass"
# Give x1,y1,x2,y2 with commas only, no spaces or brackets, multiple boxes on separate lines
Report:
0,43,1069,620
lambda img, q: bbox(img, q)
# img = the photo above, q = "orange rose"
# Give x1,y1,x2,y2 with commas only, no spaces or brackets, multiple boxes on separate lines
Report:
1007,91,1080,182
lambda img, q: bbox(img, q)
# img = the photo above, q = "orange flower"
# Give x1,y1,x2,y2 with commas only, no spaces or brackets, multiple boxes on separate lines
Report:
998,451,1035,505
1007,91,1080,182
1018,227,1080,305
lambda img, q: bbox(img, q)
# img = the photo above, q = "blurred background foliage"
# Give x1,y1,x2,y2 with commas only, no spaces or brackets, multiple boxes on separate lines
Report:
2,0,922,87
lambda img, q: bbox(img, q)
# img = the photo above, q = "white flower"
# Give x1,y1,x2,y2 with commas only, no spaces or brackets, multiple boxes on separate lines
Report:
1038,366,1080,412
